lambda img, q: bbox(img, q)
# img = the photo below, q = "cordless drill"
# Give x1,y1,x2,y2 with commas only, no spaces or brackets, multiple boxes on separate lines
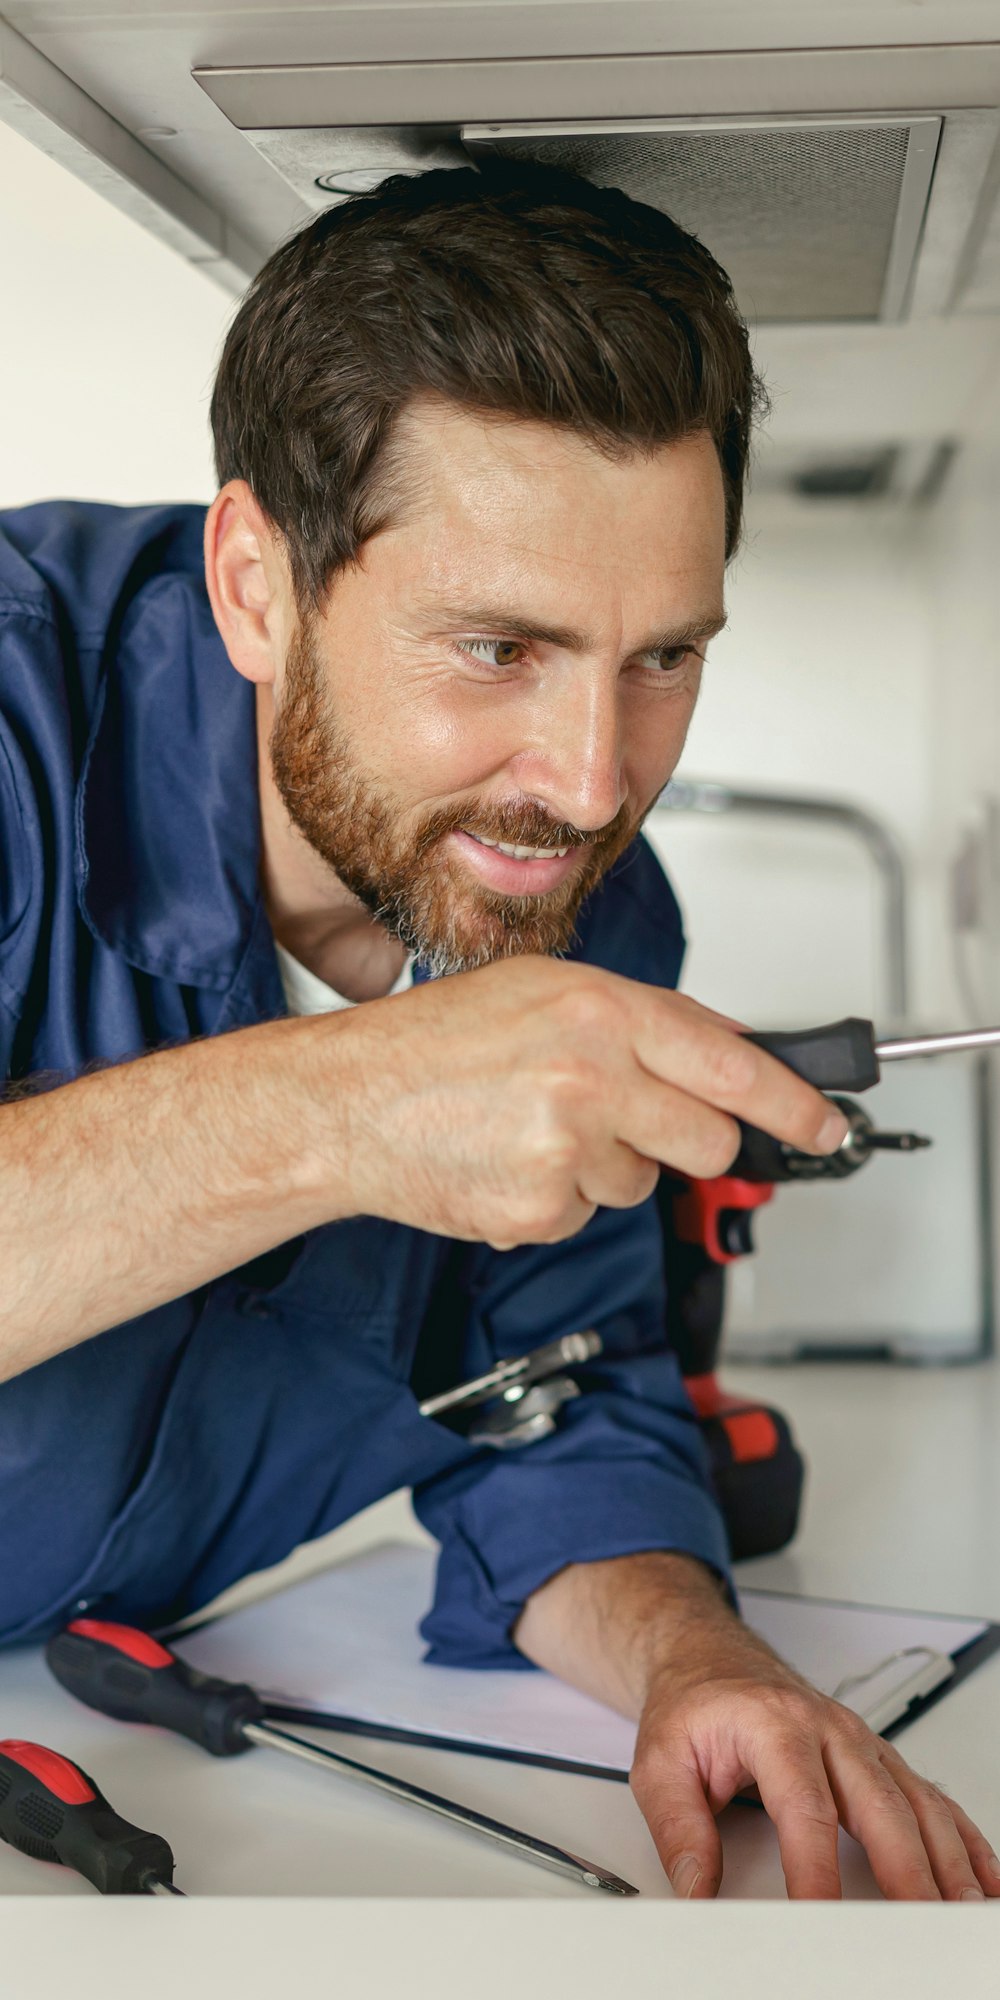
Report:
658,1093,930,1561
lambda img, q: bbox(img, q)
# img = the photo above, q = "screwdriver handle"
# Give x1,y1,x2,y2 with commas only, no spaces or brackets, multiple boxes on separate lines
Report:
46,1619,263,1756
0,1739,177,1894
747,1018,880,1093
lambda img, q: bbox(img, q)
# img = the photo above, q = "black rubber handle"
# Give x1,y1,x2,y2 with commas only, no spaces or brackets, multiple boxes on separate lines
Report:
0,1739,175,1894
46,1620,263,1757
747,1018,880,1093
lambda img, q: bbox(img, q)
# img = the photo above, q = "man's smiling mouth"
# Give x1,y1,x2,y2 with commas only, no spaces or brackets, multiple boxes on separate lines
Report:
448,828,584,897
465,833,572,861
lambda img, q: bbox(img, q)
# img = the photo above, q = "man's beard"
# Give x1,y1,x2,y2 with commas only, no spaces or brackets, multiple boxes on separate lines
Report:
269,622,641,976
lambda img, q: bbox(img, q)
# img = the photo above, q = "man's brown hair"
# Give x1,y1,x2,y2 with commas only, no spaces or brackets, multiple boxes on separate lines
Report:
211,160,764,609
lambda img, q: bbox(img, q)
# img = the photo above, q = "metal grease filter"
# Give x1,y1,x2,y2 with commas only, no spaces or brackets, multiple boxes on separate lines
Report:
477,125,914,322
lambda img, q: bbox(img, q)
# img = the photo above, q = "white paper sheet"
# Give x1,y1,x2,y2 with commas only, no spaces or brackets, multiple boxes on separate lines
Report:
177,1543,989,1774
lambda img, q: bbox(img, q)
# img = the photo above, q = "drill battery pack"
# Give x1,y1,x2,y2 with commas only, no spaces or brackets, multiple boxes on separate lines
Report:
684,1370,806,1562
659,1183,807,1563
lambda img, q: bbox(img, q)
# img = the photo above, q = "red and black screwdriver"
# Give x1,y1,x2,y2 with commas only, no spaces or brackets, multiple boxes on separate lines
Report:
0,1739,183,1895
46,1619,637,1894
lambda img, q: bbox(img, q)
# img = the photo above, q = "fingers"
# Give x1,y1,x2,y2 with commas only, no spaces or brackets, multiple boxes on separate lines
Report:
755,1713,1000,1902
577,1139,662,1213
823,1730,941,1900
629,1747,724,1899
938,1791,1000,1897
880,1747,1000,1900
600,1078,743,1186
632,992,847,1158
668,995,749,1034
749,1736,844,1900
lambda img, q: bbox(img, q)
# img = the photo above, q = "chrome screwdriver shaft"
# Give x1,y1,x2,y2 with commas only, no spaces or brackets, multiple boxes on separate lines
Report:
243,1720,637,1895
876,1026,1000,1062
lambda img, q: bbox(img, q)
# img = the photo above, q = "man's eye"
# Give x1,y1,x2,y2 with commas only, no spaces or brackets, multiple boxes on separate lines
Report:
645,645,697,673
460,638,525,668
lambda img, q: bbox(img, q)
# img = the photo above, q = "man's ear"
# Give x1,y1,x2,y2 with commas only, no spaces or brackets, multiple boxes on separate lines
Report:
203,480,291,687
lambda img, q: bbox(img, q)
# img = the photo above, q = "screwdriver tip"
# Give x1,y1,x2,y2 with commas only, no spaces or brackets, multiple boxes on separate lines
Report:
584,1869,640,1895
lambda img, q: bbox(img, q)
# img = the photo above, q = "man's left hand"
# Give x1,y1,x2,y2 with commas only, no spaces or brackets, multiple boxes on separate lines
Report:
631,1632,1000,1900
515,1549,1000,1900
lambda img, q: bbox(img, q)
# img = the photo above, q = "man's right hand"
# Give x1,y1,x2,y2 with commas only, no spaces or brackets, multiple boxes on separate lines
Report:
0,954,847,1378
329,956,848,1250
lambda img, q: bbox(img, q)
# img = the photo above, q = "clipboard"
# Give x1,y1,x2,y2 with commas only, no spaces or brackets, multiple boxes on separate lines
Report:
173,1543,1000,1782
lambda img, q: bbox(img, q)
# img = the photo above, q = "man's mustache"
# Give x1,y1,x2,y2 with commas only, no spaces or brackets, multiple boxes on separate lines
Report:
415,799,633,856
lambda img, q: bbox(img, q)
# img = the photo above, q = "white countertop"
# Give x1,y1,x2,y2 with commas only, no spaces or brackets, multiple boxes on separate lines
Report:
1,1357,998,1994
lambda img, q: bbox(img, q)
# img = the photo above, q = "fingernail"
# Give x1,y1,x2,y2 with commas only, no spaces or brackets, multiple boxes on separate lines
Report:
988,1852,1000,1880
960,1886,985,1900
818,1109,850,1152
671,1854,703,1899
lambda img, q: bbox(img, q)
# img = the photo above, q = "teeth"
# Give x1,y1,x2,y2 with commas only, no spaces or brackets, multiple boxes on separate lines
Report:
472,837,571,861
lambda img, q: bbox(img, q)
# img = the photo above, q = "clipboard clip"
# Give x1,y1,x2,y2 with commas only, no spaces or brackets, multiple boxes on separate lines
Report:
832,1645,955,1735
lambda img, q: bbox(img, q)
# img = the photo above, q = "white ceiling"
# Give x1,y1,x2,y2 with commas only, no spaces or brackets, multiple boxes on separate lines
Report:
3,0,1000,465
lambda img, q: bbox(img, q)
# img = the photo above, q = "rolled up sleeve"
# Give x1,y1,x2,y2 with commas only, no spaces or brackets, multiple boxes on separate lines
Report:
412,1195,732,1668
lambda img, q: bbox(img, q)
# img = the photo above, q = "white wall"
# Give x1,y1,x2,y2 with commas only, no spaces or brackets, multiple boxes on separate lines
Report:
0,121,234,507
649,352,1000,1040
646,503,938,1030
921,362,1000,1026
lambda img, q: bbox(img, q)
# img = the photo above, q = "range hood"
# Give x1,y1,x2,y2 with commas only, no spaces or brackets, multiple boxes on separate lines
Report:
191,39,1000,326
4,16,1000,324
3,5,1000,496
465,118,939,324
235,114,945,326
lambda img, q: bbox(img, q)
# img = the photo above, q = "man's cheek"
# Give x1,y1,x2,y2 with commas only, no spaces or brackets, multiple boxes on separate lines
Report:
400,680,527,782
363,706,482,805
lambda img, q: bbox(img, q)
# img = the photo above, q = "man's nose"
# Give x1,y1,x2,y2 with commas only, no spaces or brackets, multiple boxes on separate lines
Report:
516,673,627,833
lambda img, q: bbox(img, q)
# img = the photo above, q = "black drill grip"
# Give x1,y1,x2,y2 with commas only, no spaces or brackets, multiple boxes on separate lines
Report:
728,1124,792,1183
747,1018,880,1093
0,1739,175,1894
46,1620,263,1756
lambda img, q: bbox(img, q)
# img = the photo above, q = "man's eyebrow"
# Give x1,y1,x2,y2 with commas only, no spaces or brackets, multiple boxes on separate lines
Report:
643,610,728,651
425,604,728,652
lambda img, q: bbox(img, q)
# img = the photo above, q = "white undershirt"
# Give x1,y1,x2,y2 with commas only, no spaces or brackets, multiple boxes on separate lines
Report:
275,941,414,1017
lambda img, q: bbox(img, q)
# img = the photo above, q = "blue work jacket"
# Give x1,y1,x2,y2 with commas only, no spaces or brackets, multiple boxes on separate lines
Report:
0,500,731,1662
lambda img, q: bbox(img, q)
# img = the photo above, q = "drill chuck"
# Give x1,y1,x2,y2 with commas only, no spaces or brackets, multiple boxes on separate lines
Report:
731,1096,931,1184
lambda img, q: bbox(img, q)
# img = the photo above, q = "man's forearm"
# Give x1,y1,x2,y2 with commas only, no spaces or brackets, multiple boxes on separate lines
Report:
0,1015,359,1380
514,1550,784,1718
